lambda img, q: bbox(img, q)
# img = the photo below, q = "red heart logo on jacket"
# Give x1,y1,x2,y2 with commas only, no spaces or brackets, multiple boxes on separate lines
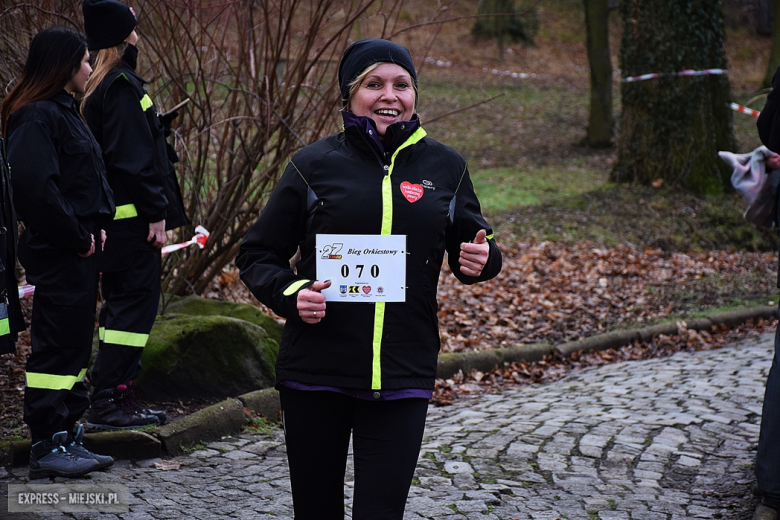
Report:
400,181,423,203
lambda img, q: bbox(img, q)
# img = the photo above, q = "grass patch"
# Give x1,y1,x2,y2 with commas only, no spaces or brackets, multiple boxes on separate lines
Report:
179,441,208,454
246,415,281,435
492,184,778,253
472,166,608,212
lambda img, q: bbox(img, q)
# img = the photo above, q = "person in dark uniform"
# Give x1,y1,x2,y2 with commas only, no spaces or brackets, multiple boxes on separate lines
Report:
81,0,189,430
237,39,502,519
755,63,780,520
1,27,115,478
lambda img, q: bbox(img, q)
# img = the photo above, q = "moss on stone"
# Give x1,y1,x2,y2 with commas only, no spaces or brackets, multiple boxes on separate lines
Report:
136,315,278,400
161,295,283,344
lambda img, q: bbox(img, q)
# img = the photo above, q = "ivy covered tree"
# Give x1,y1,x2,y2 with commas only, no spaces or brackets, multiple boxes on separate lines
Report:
472,0,538,61
612,0,735,194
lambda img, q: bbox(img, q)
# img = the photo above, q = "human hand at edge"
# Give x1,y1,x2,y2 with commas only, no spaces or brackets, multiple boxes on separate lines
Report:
768,153,780,171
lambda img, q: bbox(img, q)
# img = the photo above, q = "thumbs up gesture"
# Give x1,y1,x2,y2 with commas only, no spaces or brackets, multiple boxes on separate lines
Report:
459,229,489,277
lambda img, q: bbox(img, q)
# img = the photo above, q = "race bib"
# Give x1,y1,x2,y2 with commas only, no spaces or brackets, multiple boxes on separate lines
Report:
316,234,406,302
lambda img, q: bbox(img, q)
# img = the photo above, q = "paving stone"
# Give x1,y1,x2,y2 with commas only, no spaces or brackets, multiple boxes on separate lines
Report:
3,332,772,519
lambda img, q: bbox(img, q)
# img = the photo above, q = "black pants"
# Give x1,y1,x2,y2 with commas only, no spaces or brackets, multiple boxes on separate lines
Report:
21,237,99,443
279,386,429,520
91,243,160,394
756,322,780,508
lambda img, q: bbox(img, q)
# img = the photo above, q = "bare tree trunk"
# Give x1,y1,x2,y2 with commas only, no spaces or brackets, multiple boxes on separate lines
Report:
583,0,613,148
763,0,780,89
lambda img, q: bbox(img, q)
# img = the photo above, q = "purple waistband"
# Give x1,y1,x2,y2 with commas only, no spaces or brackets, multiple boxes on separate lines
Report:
279,380,432,401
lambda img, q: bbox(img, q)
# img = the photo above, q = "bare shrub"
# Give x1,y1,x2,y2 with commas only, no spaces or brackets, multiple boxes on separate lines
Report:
0,0,429,295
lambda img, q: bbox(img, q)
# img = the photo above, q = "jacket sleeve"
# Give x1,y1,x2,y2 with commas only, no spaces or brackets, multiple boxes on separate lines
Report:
237,161,313,319
102,77,167,222
8,120,92,253
758,65,780,153
444,163,502,285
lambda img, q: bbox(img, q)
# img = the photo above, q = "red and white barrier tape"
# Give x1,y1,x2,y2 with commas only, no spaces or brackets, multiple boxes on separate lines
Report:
161,225,210,255
624,68,727,83
730,102,760,118
17,226,211,299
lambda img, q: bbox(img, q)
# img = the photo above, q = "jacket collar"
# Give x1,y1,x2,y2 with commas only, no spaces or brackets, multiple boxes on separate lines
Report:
50,90,79,109
120,44,146,84
341,111,421,164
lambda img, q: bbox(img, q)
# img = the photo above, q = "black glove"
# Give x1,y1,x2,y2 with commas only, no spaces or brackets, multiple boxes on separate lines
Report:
158,110,179,138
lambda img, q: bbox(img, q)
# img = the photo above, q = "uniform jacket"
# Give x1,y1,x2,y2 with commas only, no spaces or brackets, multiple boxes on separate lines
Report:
82,44,188,271
0,138,26,354
6,90,114,267
237,120,502,391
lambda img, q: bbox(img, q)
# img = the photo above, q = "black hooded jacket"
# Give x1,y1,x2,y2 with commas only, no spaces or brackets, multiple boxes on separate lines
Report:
237,121,502,391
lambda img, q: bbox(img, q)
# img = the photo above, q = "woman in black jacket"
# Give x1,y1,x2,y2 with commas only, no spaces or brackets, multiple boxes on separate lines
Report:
238,39,502,520
1,27,115,479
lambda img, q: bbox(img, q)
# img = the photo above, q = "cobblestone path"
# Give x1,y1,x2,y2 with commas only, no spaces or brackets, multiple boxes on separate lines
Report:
2,332,773,519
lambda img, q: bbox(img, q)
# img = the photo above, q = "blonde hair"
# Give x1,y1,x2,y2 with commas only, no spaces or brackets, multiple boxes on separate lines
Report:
345,62,419,112
81,43,128,108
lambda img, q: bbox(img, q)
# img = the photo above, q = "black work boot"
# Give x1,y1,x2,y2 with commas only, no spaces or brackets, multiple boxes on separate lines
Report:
29,431,100,479
65,424,114,469
126,380,167,424
86,385,160,431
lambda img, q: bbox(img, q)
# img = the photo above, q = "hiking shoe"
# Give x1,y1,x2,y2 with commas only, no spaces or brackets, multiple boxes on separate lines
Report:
66,424,114,470
125,380,167,424
29,431,100,479
86,386,159,431
754,503,779,520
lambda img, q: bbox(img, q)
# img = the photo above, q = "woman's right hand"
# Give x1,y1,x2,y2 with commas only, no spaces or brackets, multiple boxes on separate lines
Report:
297,280,331,324
78,233,95,258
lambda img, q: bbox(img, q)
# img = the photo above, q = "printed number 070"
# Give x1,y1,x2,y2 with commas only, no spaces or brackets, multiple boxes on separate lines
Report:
341,265,380,278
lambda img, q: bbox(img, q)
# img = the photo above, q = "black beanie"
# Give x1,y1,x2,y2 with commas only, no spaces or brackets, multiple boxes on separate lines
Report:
82,0,137,50
337,39,417,106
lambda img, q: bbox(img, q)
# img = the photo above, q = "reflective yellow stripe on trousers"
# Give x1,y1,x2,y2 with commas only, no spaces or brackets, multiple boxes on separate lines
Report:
371,127,427,390
99,327,149,348
26,368,88,391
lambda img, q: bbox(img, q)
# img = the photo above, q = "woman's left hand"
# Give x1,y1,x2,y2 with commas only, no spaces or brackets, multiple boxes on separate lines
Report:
459,229,489,277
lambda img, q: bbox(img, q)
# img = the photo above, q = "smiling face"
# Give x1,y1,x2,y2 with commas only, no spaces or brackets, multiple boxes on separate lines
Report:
64,50,92,95
348,62,416,138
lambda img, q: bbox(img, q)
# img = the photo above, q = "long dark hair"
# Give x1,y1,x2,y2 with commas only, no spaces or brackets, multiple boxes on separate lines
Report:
1,27,87,138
